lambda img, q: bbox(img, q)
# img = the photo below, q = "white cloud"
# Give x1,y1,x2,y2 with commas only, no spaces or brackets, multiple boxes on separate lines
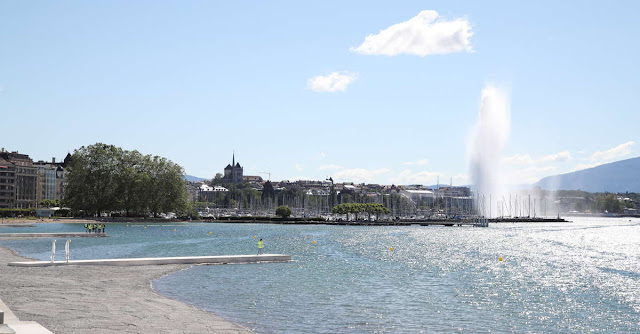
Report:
351,10,473,57
504,151,571,165
503,154,535,165
564,141,635,172
318,164,343,171
332,168,390,184
590,141,634,162
403,158,429,166
294,163,303,171
307,71,358,93
319,152,327,159
390,169,443,185
540,151,571,162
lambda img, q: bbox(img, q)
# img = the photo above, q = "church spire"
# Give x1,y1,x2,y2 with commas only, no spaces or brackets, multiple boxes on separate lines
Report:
232,151,235,166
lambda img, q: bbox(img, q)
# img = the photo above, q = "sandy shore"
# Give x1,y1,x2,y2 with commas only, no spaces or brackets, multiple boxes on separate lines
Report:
0,246,251,333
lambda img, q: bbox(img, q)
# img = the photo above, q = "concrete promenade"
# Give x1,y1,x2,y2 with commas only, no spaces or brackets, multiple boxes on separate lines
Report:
0,246,252,333
0,298,53,334
0,233,106,238
9,254,291,267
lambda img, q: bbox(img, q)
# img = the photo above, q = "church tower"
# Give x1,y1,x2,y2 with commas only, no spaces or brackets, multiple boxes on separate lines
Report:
223,152,243,183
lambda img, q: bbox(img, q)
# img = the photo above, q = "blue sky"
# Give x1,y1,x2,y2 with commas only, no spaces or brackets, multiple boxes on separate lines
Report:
1,1,638,185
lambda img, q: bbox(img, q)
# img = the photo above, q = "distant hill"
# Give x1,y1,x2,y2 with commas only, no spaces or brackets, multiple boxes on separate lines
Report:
534,157,640,192
184,174,208,182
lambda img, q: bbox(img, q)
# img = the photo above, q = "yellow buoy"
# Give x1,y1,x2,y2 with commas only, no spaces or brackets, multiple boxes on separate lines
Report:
389,247,393,251
498,257,503,261
208,232,213,235
173,229,177,232
254,235,257,238
312,241,316,244
144,226,147,229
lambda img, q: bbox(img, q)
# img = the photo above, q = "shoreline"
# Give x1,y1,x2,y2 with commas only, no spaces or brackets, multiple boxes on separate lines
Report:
0,245,252,333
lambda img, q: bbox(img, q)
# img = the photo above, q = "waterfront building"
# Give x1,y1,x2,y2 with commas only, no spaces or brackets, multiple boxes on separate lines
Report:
34,160,57,202
243,175,263,183
0,149,68,209
198,184,229,202
0,156,16,208
0,150,38,209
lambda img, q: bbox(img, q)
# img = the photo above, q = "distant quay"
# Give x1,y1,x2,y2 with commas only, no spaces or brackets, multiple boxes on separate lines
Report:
488,217,569,223
204,216,569,226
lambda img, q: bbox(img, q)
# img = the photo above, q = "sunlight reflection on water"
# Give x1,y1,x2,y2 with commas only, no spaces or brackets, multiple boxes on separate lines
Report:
2,217,640,333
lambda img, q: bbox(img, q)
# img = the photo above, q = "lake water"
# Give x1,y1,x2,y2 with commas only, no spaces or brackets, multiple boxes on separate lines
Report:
2,218,640,333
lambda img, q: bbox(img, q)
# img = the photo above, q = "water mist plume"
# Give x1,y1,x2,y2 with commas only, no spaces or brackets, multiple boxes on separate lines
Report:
468,85,511,217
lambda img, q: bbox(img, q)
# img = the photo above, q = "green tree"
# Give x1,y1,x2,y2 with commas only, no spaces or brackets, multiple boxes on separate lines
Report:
276,205,293,218
64,143,187,217
116,149,145,216
39,199,60,208
595,193,623,213
262,181,275,202
212,173,224,186
364,203,390,220
64,143,123,216
332,203,389,221
140,155,188,217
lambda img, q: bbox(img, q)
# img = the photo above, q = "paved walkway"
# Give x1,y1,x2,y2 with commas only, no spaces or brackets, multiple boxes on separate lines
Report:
0,298,53,334
9,254,291,267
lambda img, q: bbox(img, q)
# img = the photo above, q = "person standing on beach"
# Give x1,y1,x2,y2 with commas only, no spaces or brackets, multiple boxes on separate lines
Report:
257,238,264,255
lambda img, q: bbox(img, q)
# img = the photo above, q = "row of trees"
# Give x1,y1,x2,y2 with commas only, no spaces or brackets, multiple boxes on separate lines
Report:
594,193,634,213
64,143,190,217
331,203,390,221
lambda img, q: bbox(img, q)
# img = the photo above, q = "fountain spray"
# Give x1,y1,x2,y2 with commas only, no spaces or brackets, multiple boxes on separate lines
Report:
468,84,511,217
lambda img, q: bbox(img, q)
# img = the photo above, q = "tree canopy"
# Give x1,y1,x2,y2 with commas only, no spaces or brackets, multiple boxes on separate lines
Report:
64,143,188,217
331,203,390,221
275,205,293,218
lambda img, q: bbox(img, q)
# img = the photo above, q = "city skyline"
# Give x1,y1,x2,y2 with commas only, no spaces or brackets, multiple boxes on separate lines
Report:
2,1,638,185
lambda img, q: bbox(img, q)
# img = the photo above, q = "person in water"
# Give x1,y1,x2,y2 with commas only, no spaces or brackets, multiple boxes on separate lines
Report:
257,238,264,255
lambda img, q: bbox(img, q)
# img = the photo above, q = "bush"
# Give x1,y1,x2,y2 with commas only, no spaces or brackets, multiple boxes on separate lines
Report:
275,205,293,218
0,208,36,217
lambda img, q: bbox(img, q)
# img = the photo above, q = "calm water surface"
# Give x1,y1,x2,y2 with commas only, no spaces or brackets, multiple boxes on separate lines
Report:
2,218,640,333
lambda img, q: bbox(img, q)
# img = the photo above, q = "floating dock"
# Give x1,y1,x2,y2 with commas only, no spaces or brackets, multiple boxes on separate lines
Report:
8,254,291,267
0,232,106,238
0,224,36,228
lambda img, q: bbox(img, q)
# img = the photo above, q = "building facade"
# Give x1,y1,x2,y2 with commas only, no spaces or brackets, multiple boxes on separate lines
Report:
0,149,68,209
0,151,39,209
0,157,16,209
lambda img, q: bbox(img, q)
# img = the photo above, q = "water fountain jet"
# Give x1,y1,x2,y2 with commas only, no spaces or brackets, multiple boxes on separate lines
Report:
468,85,511,217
